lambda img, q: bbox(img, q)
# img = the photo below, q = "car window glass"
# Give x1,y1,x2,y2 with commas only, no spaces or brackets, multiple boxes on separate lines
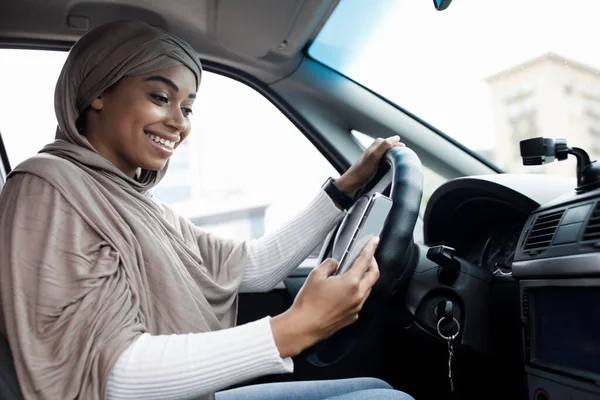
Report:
312,0,599,179
0,49,339,250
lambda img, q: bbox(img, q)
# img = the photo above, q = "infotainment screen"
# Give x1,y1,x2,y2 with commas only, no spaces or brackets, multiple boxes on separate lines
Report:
531,287,600,382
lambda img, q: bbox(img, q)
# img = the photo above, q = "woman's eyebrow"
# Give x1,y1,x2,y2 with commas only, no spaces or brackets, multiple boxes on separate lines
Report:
144,75,196,98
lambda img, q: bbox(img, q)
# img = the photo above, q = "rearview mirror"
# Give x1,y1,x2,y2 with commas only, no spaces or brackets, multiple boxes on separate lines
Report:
433,0,453,11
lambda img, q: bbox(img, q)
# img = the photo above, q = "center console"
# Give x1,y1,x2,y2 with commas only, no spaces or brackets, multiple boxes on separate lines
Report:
513,189,600,400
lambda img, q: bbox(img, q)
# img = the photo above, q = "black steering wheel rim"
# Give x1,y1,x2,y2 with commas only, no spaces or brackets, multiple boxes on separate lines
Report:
304,146,423,366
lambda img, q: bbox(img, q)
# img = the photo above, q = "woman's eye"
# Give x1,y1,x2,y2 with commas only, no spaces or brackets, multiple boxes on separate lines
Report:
151,94,168,103
182,108,193,117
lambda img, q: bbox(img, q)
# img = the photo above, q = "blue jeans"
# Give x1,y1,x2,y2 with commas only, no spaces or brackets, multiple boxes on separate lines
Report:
216,378,414,400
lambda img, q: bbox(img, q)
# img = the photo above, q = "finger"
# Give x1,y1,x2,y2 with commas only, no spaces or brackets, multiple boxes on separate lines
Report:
368,141,392,160
345,236,379,282
372,136,400,157
366,138,385,154
385,135,401,144
359,258,380,293
314,258,339,278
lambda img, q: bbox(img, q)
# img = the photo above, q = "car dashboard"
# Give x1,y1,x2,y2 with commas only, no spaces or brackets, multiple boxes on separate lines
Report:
429,196,525,276
418,172,600,400
423,174,575,276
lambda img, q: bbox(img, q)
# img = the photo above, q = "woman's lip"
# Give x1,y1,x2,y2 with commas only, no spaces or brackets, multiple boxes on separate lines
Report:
144,129,180,143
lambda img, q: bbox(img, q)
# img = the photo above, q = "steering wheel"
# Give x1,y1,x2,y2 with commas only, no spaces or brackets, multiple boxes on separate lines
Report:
305,146,423,366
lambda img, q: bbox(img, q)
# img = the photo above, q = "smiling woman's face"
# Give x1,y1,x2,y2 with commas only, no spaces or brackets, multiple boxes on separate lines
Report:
83,64,197,177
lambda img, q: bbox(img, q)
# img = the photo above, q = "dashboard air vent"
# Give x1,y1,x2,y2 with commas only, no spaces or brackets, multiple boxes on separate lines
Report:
524,210,564,251
582,202,600,242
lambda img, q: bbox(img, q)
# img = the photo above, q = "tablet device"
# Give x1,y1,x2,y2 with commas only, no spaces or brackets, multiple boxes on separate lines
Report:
335,193,392,276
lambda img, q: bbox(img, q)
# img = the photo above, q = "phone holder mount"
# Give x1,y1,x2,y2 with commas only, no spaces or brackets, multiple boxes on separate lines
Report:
520,137,600,193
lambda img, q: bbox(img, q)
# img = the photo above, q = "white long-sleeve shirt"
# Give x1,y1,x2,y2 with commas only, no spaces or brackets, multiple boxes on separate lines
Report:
106,189,344,399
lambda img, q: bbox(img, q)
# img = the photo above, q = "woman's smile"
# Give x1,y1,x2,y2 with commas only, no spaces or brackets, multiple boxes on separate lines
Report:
144,131,175,157
144,131,177,150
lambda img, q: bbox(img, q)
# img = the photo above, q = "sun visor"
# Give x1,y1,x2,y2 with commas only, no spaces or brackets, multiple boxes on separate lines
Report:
215,0,304,58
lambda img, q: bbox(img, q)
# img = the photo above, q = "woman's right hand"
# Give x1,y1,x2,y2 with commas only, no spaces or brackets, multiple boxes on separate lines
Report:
270,236,380,358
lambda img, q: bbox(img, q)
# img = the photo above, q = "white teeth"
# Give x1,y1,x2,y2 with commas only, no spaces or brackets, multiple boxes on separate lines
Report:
145,133,175,150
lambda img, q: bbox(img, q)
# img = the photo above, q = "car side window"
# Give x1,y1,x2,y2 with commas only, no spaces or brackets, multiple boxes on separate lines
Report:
0,50,68,168
0,49,339,244
152,72,339,240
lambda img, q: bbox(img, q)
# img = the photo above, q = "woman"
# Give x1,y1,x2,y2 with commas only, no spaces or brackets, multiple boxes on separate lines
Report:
0,20,413,400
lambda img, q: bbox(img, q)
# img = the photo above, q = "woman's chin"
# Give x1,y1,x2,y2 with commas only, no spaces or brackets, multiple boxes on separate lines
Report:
140,159,170,172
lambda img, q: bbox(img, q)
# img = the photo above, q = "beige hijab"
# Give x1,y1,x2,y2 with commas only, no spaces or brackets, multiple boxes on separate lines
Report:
0,20,246,400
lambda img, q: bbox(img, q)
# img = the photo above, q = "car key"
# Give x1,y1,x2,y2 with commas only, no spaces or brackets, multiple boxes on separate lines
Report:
447,335,454,393
437,317,460,394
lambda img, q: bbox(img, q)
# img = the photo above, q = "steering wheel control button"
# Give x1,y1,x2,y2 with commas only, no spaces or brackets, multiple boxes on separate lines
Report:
427,245,461,285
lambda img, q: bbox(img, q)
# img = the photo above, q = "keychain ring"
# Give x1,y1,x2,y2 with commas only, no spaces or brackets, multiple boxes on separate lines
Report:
437,317,460,341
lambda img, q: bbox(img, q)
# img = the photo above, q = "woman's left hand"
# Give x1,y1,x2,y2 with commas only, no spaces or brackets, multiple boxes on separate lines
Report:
335,135,405,196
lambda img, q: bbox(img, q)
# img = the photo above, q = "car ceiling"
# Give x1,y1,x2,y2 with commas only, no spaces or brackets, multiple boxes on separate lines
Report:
0,0,337,83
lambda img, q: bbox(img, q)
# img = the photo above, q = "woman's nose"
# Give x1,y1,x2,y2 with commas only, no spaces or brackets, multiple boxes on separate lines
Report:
165,107,187,133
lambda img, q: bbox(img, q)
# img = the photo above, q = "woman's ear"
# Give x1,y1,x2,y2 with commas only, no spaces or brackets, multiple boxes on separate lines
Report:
90,95,104,111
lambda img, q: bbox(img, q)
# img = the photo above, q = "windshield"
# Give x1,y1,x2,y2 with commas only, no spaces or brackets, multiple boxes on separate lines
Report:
310,0,600,179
